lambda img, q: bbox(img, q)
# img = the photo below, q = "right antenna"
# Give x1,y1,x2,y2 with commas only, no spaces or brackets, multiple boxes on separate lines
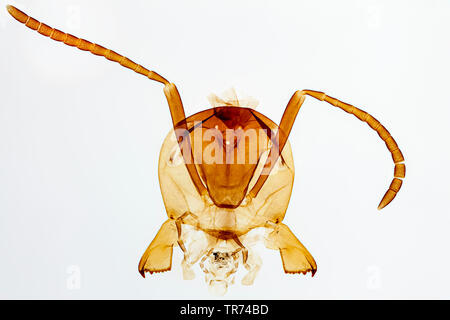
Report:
250,89,405,210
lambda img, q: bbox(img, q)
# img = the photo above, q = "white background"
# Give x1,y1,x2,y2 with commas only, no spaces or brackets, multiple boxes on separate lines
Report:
1,0,449,299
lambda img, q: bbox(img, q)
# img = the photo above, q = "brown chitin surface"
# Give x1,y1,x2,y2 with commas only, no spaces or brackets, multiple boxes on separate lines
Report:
175,107,276,209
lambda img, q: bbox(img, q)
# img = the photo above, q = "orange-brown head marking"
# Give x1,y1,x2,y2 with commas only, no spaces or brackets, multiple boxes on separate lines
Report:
175,107,276,208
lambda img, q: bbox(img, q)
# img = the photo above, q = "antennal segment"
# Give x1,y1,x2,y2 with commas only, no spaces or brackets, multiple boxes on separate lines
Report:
6,5,169,85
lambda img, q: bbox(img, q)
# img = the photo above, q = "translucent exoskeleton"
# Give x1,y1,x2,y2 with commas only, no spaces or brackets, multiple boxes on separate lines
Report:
7,6,406,295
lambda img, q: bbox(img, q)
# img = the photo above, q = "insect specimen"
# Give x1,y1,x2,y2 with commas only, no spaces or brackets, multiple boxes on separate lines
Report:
6,5,405,295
